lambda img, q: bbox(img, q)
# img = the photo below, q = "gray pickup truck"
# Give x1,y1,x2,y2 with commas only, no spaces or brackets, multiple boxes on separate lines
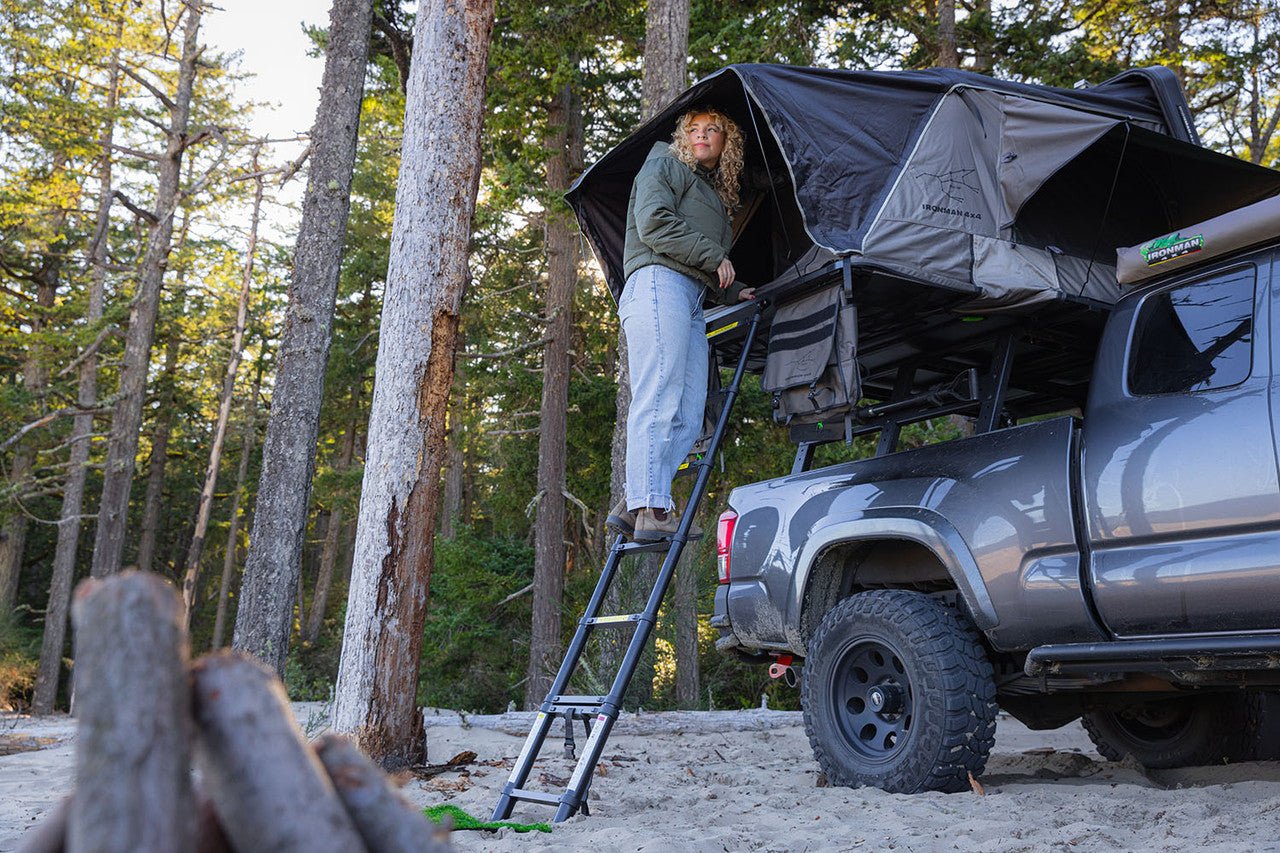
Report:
563,62,1280,797
710,195,1280,794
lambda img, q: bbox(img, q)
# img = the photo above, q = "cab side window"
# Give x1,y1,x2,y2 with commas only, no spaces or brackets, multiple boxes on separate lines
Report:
1128,266,1255,396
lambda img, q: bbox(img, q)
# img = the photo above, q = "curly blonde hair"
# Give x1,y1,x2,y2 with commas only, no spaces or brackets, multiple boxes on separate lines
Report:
669,107,744,212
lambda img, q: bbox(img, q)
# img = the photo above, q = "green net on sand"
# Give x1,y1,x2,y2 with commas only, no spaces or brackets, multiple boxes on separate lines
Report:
423,804,552,833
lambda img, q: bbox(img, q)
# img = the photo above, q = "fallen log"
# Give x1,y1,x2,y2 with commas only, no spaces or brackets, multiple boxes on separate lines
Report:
314,734,449,853
191,651,366,853
422,708,804,736
69,573,195,852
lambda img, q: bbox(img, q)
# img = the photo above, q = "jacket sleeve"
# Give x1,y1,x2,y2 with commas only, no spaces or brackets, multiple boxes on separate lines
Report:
711,280,747,305
632,158,727,274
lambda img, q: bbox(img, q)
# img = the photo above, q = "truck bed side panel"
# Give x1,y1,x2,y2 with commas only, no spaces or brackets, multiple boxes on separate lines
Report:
726,417,1105,654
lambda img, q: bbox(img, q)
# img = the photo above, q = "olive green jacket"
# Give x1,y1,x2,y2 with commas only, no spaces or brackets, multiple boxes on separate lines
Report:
622,142,744,305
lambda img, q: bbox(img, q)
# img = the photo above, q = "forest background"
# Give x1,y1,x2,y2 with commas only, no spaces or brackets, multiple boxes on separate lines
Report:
2,0,1278,721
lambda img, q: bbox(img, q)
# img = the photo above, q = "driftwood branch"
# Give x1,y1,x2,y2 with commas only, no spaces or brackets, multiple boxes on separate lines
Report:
313,735,448,853
191,652,365,852
422,707,805,736
69,573,195,850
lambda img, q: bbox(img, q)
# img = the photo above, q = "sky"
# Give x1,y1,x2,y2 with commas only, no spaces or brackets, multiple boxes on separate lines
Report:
198,1,332,241
201,0,327,143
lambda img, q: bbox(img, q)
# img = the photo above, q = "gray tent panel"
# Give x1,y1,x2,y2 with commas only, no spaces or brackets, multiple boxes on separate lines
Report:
1117,193,1280,285
996,95,1122,228
860,89,1125,309
968,236,1061,311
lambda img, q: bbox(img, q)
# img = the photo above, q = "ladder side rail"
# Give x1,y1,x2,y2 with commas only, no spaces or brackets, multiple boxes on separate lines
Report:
493,539,629,820
557,308,764,821
538,537,628,710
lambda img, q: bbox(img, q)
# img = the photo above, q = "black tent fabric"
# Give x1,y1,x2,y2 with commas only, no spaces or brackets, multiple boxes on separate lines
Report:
567,64,1280,309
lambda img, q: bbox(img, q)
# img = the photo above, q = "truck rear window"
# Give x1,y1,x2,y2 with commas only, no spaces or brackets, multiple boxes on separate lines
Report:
1128,266,1255,396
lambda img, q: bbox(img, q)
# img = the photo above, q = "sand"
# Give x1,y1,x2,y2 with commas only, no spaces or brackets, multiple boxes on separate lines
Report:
3,704,1280,852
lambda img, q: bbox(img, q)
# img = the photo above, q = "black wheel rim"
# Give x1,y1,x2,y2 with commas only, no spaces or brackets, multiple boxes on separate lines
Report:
1113,700,1197,746
828,636,914,764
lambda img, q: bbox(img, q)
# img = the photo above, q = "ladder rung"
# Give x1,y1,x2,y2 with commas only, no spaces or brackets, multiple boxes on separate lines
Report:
508,788,564,806
617,540,673,554
583,614,641,626
550,695,606,706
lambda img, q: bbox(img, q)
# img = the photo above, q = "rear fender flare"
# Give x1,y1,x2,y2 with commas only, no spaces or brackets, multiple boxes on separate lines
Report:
788,508,998,635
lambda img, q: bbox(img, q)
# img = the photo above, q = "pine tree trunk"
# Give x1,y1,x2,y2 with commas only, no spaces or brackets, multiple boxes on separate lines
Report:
936,0,959,68
970,0,993,73
211,369,261,650
439,391,465,539
0,167,70,608
180,162,264,624
89,3,203,578
525,82,579,710
32,36,122,714
602,0,690,708
331,0,494,766
303,414,357,644
135,319,183,575
232,0,374,675
673,540,700,707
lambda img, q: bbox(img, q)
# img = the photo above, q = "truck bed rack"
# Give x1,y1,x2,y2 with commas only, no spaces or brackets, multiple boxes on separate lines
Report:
706,258,1111,453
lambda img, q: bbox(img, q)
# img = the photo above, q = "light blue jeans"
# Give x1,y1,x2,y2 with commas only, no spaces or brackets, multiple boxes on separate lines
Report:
618,264,709,512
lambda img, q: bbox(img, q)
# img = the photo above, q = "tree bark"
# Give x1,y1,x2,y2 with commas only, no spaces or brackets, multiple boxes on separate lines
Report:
602,0,690,708
233,0,374,675
32,33,123,713
211,370,260,650
641,0,690,117
181,157,264,624
69,573,195,852
135,318,184,575
303,413,357,644
90,3,203,578
332,0,495,766
936,0,959,68
525,82,580,710
191,651,364,852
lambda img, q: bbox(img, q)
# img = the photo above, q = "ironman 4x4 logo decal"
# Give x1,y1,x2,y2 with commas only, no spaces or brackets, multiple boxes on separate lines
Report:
1141,232,1204,266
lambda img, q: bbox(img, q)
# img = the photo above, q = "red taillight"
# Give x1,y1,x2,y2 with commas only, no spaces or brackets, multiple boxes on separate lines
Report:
716,510,738,584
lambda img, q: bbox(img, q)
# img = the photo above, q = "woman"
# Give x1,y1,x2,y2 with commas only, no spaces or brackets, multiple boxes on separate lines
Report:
607,107,756,542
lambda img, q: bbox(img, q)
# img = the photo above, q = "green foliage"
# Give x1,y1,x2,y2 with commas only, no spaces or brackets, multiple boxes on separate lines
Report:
0,611,40,711
417,526,535,712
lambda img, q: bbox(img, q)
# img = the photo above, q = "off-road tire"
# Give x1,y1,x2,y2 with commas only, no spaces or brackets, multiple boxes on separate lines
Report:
800,589,997,794
1082,693,1260,768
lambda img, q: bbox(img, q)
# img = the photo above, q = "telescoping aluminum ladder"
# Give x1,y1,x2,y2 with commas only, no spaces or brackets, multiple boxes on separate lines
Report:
492,306,763,823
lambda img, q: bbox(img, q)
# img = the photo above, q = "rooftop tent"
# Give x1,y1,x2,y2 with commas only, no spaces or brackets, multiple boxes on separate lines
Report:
566,64,1280,311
